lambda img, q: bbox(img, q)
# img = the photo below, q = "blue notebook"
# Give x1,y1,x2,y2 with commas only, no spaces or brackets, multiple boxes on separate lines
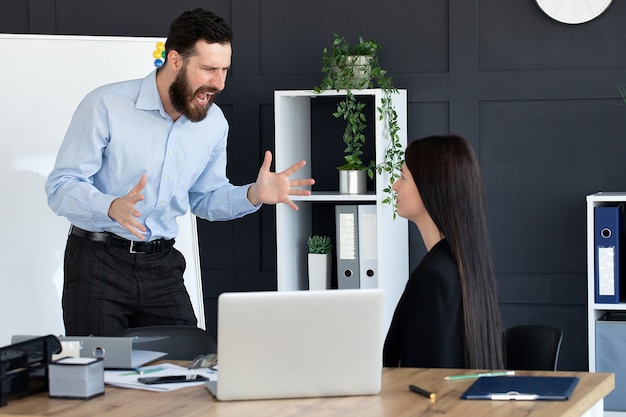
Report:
461,376,579,401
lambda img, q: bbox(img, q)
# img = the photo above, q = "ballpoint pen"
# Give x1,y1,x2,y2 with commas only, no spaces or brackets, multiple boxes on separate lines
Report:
444,370,515,380
409,384,436,403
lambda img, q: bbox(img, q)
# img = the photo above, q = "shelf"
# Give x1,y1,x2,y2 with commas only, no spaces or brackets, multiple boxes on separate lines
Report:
592,304,626,311
586,193,626,413
274,89,409,336
587,192,626,203
290,192,377,202
275,88,388,98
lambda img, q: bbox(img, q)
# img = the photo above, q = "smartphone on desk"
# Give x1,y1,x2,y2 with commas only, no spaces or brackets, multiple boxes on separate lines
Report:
138,374,209,385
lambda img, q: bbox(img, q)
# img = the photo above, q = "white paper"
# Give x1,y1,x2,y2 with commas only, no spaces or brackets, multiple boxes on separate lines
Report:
598,246,616,296
339,213,357,260
104,363,216,392
55,357,99,365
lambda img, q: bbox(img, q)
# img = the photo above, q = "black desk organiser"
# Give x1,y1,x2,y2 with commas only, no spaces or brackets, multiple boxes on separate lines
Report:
0,335,62,406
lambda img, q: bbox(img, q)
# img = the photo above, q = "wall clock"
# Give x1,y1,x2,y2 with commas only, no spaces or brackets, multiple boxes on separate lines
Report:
536,0,612,24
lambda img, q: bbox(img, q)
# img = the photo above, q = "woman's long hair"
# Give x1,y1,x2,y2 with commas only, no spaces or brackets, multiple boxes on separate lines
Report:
404,134,505,369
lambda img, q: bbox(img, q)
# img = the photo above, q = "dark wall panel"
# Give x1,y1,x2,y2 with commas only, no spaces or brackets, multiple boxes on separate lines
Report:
0,1,29,33
259,103,277,273
478,0,625,71
53,0,232,36
258,0,449,77
480,99,626,274
407,101,449,140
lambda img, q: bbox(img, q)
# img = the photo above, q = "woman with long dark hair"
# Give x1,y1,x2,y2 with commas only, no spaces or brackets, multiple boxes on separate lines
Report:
383,134,505,369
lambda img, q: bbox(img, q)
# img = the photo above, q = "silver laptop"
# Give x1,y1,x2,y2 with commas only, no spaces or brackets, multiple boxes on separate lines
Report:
206,289,384,401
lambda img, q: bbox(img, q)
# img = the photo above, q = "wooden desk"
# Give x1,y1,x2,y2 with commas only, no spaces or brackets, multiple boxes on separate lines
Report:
0,368,614,417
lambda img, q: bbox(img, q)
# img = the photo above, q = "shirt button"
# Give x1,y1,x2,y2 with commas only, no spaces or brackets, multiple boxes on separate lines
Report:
159,201,165,206
164,176,169,181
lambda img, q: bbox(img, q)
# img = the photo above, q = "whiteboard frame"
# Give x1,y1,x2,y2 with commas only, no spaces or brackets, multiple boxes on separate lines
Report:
0,34,205,346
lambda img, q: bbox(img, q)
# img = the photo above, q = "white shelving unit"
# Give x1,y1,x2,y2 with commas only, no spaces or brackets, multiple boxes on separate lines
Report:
274,89,409,334
587,192,626,417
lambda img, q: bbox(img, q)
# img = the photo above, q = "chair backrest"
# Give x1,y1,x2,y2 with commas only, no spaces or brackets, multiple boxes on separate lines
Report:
504,324,563,371
116,325,216,361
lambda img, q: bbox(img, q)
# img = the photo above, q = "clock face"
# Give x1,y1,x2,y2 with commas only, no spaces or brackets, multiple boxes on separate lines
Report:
536,0,612,24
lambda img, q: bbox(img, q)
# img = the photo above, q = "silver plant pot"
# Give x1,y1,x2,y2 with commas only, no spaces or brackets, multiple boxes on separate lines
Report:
339,169,367,194
332,55,372,89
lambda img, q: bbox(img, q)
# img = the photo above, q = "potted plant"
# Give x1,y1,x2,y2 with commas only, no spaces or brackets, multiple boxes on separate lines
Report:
314,34,404,211
307,235,332,290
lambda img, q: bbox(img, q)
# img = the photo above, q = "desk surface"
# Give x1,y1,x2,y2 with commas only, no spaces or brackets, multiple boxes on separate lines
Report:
0,368,614,417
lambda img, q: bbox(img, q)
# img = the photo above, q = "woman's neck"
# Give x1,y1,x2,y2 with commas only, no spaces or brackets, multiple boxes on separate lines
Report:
415,214,443,252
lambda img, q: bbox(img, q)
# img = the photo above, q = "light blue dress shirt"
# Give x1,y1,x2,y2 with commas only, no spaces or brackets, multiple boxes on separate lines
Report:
45,69,259,241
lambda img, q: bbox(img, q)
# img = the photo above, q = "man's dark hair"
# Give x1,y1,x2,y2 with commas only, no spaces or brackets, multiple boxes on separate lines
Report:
164,8,233,60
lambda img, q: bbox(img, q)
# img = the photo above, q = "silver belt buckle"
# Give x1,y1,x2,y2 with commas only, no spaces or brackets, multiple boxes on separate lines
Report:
129,241,146,254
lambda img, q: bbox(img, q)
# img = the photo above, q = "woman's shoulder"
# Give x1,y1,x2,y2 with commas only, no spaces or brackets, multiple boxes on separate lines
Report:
421,239,456,269
411,240,460,287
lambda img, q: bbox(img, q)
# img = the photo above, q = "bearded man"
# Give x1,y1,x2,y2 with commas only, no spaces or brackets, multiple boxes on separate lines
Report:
45,8,314,336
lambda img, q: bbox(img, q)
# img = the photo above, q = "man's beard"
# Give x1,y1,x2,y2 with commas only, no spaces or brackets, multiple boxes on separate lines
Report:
169,65,219,122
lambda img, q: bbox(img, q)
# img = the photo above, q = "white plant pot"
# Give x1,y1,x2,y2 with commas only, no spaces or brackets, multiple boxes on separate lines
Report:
308,253,332,291
339,169,367,194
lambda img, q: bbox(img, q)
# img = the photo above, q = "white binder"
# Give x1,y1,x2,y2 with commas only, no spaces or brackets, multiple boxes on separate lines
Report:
358,205,378,289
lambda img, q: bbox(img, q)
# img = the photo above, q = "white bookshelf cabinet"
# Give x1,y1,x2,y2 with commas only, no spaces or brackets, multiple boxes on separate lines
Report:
587,192,626,417
274,89,409,334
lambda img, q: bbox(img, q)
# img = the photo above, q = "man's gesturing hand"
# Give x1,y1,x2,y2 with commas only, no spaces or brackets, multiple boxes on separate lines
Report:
108,174,148,240
247,150,315,211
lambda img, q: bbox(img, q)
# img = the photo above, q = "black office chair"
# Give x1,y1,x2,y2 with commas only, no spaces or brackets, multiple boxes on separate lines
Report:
116,325,216,361
504,324,563,371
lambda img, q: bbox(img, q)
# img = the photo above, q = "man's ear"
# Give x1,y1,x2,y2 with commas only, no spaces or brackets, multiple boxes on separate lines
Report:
167,50,183,72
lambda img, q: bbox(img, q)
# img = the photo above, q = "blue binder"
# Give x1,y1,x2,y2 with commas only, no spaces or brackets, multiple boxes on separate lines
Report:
594,205,624,304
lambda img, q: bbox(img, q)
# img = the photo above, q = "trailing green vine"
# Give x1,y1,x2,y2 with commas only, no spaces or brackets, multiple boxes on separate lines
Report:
314,34,404,216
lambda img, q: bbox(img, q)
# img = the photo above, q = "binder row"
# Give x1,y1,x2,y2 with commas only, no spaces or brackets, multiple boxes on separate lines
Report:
335,205,378,290
594,204,626,303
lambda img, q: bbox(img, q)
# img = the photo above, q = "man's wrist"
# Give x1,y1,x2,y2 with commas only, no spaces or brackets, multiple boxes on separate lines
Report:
246,183,260,206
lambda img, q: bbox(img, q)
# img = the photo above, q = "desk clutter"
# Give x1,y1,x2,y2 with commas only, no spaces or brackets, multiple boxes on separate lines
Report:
0,335,61,406
1,334,201,406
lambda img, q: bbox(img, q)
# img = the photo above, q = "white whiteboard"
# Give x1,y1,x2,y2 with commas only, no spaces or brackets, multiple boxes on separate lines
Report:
0,34,205,346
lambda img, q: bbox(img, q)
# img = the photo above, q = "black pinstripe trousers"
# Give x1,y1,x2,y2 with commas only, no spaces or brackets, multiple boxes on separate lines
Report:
62,234,197,336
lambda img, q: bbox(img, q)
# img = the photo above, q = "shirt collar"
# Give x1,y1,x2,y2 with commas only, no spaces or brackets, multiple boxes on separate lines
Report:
136,69,170,119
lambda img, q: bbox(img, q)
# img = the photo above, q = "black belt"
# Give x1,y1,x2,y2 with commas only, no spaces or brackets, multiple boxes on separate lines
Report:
70,226,174,254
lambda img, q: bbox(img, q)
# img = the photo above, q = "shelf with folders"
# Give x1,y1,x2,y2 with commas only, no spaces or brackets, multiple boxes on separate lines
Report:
586,192,626,415
274,89,409,335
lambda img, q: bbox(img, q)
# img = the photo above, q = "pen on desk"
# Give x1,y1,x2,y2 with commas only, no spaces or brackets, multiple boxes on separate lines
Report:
444,370,515,380
120,367,165,376
409,384,436,403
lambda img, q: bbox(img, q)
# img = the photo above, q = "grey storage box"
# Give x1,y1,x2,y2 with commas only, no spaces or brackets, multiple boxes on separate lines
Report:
48,357,104,399
596,313,626,411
